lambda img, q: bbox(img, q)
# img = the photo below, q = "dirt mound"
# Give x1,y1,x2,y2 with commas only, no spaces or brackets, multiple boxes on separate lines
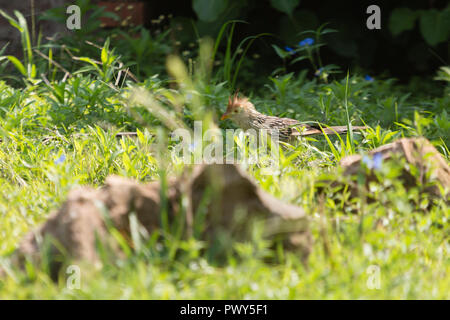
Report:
12,164,311,278
338,137,449,201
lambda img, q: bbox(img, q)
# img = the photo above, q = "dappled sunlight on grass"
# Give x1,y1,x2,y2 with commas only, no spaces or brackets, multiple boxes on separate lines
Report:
0,9,448,299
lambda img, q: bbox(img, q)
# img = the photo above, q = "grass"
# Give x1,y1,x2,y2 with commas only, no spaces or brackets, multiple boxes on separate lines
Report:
0,12,448,299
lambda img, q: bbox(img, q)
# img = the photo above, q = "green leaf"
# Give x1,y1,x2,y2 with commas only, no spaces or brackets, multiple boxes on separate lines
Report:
434,66,450,82
270,0,300,17
419,8,450,46
14,10,32,64
78,57,102,75
101,43,108,66
319,123,340,161
193,0,228,22
320,28,338,35
271,44,289,59
0,9,21,31
29,63,36,79
290,55,308,64
382,131,399,144
389,8,417,36
2,55,27,76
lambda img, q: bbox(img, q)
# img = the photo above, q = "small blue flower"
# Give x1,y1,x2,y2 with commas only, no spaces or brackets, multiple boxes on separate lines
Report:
284,46,294,52
299,38,314,46
54,154,66,165
362,155,371,166
372,152,382,170
364,75,374,82
362,152,383,170
314,68,323,77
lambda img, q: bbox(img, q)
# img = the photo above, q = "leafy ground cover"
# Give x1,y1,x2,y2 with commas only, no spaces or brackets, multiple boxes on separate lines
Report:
0,10,448,299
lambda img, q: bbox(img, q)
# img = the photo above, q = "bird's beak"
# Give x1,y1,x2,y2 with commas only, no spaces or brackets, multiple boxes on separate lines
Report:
220,113,229,120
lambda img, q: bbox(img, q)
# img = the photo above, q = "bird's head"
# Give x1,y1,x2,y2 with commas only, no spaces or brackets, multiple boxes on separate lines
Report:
221,92,256,121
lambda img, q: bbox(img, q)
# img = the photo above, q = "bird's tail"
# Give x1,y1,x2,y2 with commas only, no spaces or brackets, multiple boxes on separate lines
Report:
299,125,368,136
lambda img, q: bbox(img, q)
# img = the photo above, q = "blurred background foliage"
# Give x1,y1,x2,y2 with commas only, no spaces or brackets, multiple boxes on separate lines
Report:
25,0,449,84
157,0,450,80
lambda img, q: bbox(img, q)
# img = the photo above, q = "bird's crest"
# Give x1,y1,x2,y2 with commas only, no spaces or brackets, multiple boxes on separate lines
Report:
226,90,254,112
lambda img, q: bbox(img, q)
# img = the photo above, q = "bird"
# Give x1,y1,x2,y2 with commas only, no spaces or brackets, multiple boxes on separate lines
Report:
220,92,367,141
